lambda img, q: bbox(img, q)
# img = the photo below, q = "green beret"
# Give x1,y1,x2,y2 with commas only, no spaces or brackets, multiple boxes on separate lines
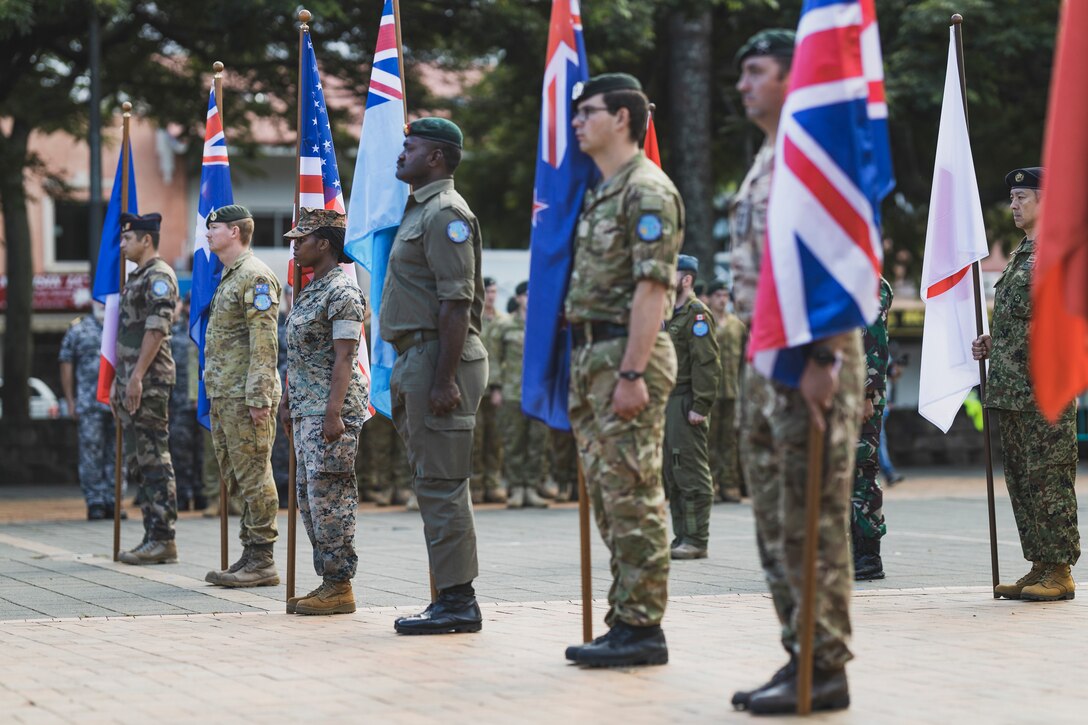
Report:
1005,167,1043,190
283,207,347,239
572,72,642,107
515,280,529,296
735,29,796,68
119,212,161,233
706,279,728,295
677,254,699,274
405,117,463,149
207,204,252,224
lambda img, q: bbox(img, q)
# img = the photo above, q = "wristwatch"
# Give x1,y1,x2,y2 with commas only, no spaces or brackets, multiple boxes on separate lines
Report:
618,370,644,381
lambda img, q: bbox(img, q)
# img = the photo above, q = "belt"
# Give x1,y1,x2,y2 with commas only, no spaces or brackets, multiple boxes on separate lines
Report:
391,330,439,354
570,321,628,348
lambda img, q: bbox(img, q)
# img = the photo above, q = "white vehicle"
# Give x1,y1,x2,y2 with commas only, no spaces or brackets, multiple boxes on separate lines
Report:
0,376,61,420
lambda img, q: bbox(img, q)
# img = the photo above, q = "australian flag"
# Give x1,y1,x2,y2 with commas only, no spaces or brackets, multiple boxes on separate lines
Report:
748,0,894,386
522,0,597,431
189,86,233,430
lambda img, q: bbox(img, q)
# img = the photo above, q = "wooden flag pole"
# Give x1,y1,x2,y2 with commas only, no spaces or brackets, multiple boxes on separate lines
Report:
286,8,312,605
577,459,593,643
112,101,133,562
796,422,826,716
951,13,1000,595
212,60,230,573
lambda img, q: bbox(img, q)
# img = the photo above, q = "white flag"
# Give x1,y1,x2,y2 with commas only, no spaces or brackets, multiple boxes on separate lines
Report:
918,28,991,433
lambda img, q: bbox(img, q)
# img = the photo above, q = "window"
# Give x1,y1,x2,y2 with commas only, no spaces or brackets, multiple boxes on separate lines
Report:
53,200,109,263
251,211,292,248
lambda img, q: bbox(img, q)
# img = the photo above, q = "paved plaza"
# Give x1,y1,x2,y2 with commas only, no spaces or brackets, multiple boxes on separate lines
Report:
1,467,1086,722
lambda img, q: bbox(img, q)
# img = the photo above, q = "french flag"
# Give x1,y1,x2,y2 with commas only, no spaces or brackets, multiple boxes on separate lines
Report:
749,0,894,386
92,142,138,404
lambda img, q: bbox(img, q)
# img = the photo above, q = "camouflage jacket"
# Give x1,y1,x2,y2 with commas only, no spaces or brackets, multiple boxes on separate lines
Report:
492,311,527,401
667,293,720,415
58,315,110,415
728,142,774,328
863,277,894,406
112,256,177,406
716,311,747,401
482,310,509,388
169,318,196,409
204,250,282,408
286,266,368,418
565,153,685,325
987,237,1035,411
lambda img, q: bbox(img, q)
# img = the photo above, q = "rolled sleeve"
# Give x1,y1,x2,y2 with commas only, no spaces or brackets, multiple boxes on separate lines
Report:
244,278,282,409
627,190,682,287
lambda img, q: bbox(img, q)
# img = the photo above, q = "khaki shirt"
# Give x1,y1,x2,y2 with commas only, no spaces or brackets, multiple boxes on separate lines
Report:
729,142,774,328
112,257,177,405
715,312,747,401
204,250,282,409
667,292,720,416
987,238,1035,411
380,178,484,340
565,153,685,324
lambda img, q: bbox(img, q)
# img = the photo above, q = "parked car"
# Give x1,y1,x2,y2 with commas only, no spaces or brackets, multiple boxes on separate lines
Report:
0,376,62,420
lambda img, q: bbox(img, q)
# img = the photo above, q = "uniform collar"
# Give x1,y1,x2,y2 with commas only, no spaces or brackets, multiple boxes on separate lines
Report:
594,152,645,196
129,256,162,278
1015,236,1036,254
411,178,455,204
222,249,253,278
673,291,697,317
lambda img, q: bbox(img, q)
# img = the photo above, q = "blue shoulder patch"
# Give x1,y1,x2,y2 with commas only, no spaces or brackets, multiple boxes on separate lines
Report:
151,279,170,298
253,294,272,311
692,320,710,337
637,214,663,242
446,220,471,244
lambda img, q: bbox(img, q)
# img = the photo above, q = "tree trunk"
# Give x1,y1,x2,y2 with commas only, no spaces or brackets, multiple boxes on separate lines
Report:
667,8,715,274
0,121,33,425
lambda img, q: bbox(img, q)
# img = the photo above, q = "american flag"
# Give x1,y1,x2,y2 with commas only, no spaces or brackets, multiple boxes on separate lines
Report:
298,30,345,215
748,0,894,386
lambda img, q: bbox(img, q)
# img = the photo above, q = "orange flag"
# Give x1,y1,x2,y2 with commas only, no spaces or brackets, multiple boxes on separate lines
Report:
644,115,661,168
1031,0,1088,422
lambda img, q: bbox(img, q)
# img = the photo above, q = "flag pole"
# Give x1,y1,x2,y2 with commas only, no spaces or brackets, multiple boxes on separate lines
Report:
577,459,593,642
112,101,133,562
286,8,312,606
951,12,1000,596
212,60,230,574
795,421,826,715
390,0,437,604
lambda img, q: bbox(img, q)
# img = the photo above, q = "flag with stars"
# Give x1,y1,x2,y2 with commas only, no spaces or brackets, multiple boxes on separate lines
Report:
298,30,345,215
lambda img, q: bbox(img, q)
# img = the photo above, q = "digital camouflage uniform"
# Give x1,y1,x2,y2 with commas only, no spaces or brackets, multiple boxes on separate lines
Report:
59,315,118,508
288,265,369,582
111,257,179,542
852,277,893,544
708,311,746,500
566,152,683,628
205,250,282,547
664,292,720,550
381,177,487,592
987,237,1080,566
731,142,863,670
473,309,508,499
493,310,550,493
169,316,199,505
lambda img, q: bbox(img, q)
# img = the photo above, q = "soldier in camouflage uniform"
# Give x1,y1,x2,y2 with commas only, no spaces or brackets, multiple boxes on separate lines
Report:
472,277,507,504
279,207,368,615
706,281,747,502
550,429,579,502
852,277,893,581
112,212,180,565
202,205,282,588
973,167,1079,602
491,281,551,508
664,255,720,559
562,74,682,668
169,296,199,511
729,32,859,714
357,412,412,506
59,303,122,520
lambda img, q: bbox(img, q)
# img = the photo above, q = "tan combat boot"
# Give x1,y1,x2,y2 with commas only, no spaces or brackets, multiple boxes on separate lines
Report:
405,493,420,512
994,562,1046,599
287,583,326,614
1021,564,1076,601
539,479,560,500
205,546,251,585
119,539,178,565
217,544,279,587
484,486,508,504
506,486,525,509
523,487,550,508
294,580,356,615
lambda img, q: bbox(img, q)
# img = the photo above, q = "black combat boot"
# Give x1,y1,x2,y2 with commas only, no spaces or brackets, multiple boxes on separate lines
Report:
731,656,797,710
853,537,885,581
565,628,616,662
394,582,482,635
747,665,850,715
569,621,668,668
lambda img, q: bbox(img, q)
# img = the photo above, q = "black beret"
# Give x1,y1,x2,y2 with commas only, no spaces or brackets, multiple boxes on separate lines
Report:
735,29,796,68
572,72,642,107
207,204,252,224
677,254,699,274
484,276,497,288
1005,167,1044,190
405,117,463,149
506,296,519,314
515,280,529,296
119,212,162,233
706,279,728,295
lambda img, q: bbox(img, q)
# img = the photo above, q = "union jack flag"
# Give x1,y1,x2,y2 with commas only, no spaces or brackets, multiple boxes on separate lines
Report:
748,0,894,386
298,31,345,215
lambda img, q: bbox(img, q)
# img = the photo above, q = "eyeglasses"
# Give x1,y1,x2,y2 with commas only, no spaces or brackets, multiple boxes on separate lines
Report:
572,105,611,121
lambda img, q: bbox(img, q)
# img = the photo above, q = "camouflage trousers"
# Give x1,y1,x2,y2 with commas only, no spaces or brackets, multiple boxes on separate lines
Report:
851,404,886,543
77,408,118,506
169,403,198,498
117,391,177,542
997,406,1080,565
500,400,549,489
471,394,503,496
708,397,744,497
663,390,714,549
356,412,410,499
569,333,676,628
740,332,863,671
293,415,363,581
210,398,279,546
551,429,578,496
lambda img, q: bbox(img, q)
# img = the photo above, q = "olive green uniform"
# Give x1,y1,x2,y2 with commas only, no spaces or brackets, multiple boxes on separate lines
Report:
708,311,746,500
664,292,720,550
380,178,487,591
472,310,507,499
492,310,550,493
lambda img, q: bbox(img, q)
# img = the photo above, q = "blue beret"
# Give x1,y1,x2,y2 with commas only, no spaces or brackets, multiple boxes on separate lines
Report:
677,255,699,274
119,213,162,233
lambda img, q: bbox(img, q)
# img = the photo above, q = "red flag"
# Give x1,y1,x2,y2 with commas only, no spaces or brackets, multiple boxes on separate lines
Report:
644,115,661,168
1031,0,1088,421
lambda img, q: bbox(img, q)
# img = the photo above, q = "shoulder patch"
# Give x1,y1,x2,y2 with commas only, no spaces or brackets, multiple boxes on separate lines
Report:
151,279,170,298
692,320,710,337
637,214,663,243
639,193,665,212
253,293,273,311
446,219,471,244
255,282,270,295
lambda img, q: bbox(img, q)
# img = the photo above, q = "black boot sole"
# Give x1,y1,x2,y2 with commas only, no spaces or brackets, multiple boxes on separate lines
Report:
750,693,850,715
576,651,669,668
394,621,483,635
